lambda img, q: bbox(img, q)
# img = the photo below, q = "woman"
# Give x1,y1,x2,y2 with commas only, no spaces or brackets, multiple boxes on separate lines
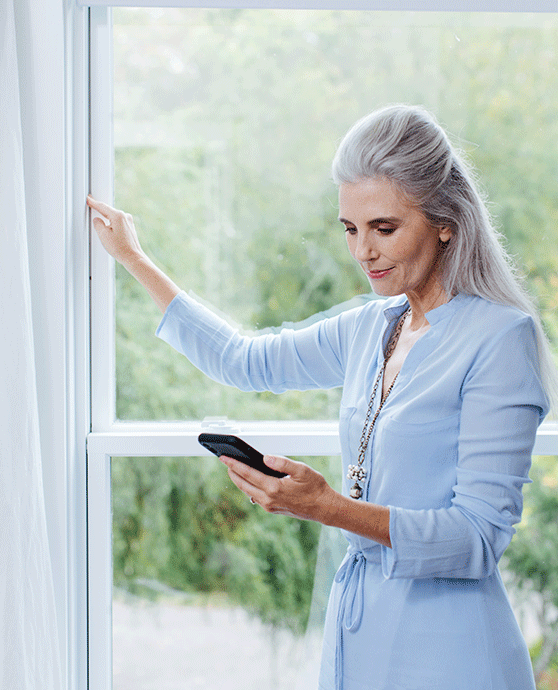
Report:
88,105,554,690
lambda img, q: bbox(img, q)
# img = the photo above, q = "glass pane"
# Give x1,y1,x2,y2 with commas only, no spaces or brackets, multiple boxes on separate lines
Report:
110,453,557,687
500,455,558,686
112,454,344,689
113,8,558,421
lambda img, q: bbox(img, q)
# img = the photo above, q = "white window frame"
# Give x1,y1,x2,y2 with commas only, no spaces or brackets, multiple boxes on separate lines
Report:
83,4,558,690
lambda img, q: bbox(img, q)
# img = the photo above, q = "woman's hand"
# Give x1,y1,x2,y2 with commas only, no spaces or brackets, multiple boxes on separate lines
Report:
220,453,392,547
87,195,180,312
220,454,336,524
87,195,145,267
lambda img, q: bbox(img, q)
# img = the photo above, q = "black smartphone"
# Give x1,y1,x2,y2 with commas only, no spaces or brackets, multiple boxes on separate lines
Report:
198,433,287,478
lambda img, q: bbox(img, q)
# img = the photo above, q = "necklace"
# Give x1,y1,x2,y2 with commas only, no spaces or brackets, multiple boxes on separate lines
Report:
347,307,411,499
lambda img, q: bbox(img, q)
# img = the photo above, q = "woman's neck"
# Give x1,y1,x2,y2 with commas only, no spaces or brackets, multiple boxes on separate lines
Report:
405,282,449,330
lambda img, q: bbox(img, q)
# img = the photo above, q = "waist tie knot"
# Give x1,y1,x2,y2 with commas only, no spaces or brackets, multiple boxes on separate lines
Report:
334,549,367,690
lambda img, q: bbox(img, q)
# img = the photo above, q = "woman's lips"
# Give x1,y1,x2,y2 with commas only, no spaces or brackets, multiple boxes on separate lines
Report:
366,267,394,280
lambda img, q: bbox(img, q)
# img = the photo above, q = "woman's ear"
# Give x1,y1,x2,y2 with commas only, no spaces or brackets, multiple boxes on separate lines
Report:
438,226,452,243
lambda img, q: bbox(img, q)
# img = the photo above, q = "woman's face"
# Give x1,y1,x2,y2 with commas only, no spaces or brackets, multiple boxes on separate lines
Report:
338,177,452,304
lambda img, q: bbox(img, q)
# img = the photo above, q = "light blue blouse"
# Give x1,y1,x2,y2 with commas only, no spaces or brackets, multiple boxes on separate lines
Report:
156,291,548,690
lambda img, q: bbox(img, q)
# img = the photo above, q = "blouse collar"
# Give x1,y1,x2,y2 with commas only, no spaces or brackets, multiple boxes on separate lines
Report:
381,293,471,354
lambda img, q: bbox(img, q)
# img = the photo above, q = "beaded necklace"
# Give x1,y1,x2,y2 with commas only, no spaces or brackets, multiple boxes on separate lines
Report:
347,307,411,499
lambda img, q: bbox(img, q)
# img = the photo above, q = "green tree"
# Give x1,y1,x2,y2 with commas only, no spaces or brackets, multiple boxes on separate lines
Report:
503,457,558,687
112,455,336,633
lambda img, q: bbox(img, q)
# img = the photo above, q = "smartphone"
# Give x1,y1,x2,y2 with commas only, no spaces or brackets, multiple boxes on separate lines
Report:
198,433,287,479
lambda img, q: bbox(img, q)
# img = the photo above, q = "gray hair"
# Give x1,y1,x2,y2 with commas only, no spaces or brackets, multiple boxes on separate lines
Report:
332,104,557,405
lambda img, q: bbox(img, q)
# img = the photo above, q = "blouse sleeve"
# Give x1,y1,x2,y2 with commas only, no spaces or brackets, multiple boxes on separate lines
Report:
381,315,548,580
155,290,354,393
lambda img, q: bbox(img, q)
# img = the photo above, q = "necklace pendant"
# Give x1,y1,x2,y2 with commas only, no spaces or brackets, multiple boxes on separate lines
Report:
347,464,367,482
348,465,366,499
349,482,363,500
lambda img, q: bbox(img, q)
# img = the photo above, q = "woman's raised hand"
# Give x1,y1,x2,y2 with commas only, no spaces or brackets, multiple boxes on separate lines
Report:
87,195,180,313
87,195,144,267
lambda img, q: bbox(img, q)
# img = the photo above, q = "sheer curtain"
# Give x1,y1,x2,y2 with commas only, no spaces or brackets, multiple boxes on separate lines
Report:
0,0,62,687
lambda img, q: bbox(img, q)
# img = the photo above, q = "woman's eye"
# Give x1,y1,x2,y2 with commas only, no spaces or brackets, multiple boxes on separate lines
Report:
345,226,357,235
377,227,396,235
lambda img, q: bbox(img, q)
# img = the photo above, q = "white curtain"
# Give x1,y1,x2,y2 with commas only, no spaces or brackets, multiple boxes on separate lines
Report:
0,0,62,687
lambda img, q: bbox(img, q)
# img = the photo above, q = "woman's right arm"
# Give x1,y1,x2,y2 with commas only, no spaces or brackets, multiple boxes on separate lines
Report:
87,195,353,393
87,195,180,313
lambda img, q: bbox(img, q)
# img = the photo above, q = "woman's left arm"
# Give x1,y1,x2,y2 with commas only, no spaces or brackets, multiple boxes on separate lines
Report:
381,314,547,579
222,315,548,578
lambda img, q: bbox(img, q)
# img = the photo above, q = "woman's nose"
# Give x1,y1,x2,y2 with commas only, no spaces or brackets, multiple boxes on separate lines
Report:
354,233,378,263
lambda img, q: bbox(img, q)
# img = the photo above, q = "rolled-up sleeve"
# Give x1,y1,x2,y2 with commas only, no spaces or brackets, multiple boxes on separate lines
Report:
156,290,352,393
381,315,548,580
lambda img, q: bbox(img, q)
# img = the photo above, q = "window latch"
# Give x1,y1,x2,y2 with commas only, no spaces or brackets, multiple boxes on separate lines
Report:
200,417,240,434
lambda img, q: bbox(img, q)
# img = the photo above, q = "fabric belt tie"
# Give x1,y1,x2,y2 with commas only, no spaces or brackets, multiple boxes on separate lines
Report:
334,549,367,690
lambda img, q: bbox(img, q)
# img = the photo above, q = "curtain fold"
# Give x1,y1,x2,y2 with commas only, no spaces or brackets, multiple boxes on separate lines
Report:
0,0,62,687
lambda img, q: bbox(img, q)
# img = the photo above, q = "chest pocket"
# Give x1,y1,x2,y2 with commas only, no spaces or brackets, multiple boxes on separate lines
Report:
371,413,461,509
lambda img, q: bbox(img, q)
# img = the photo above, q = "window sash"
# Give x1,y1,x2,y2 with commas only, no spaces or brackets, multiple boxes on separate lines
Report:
90,2,558,441
86,419,558,690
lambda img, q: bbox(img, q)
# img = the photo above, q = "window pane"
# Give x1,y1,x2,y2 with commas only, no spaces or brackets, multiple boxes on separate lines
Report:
500,455,558,677
111,454,343,689
113,9,558,421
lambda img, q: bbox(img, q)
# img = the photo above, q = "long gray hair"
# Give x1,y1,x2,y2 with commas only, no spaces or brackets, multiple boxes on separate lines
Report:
332,104,557,406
